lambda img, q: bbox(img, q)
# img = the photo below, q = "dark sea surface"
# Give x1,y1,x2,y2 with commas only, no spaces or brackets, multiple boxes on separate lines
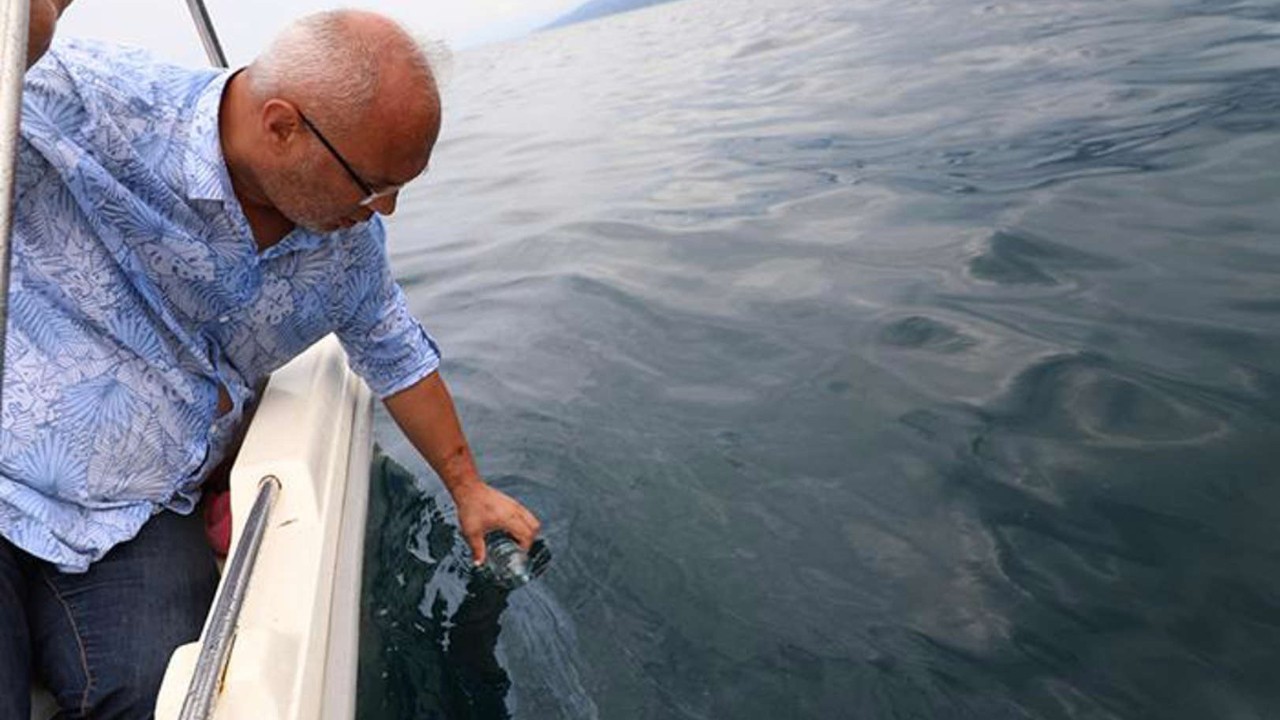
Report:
356,0,1280,717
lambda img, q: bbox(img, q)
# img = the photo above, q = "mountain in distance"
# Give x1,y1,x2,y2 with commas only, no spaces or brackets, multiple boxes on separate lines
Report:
543,0,681,30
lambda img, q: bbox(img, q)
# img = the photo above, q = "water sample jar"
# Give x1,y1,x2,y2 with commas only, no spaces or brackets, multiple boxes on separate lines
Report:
475,531,551,590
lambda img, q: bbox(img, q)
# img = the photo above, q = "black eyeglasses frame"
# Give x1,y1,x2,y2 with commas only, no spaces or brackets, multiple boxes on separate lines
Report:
296,109,398,207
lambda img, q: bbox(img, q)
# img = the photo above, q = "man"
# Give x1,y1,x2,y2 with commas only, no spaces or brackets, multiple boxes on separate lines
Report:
1,3,541,717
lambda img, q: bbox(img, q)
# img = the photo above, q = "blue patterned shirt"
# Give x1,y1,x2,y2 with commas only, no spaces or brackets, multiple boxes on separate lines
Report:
0,38,440,572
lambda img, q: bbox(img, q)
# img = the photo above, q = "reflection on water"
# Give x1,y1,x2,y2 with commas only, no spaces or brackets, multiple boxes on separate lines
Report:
360,0,1280,716
358,453,512,720
360,455,595,720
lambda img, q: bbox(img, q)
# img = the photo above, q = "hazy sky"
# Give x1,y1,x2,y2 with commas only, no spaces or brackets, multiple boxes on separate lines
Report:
60,0,585,66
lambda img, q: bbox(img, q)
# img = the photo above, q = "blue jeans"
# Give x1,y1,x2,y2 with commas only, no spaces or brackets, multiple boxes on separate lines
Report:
0,510,218,719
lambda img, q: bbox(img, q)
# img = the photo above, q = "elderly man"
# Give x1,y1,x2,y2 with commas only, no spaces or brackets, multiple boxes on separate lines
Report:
1,3,541,717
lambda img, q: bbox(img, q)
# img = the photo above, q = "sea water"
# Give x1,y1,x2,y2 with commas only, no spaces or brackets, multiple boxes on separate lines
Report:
359,0,1280,717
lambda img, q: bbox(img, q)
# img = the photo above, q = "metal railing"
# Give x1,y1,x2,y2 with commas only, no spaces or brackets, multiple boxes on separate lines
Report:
184,0,228,68
173,5,244,718
0,0,30,413
178,474,282,720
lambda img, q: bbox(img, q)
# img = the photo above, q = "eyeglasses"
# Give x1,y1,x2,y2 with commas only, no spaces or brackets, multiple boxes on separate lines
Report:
296,109,401,207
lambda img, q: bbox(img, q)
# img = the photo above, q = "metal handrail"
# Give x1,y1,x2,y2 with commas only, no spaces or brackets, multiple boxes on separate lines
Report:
175,5,247,719
0,0,31,415
184,0,228,68
177,475,281,720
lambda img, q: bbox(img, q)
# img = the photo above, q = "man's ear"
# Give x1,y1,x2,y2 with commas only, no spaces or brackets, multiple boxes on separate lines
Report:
261,99,304,149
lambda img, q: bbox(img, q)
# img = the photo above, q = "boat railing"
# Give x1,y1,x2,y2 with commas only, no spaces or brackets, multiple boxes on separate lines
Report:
183,0,227,68
177,475,282,720
0,0,30,412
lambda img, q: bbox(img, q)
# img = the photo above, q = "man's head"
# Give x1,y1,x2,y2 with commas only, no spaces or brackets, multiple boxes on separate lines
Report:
239,10,441,233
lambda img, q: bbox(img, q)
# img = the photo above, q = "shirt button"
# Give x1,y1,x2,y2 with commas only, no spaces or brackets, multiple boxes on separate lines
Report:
218,315,230,323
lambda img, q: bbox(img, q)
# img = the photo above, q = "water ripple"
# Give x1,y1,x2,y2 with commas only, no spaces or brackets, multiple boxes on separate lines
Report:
364,0,1280,716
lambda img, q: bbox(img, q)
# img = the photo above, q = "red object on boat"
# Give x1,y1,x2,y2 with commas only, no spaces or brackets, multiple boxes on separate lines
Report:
203,489,232,558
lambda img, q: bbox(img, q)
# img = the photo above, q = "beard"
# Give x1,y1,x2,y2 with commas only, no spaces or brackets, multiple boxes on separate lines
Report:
257,157,350,234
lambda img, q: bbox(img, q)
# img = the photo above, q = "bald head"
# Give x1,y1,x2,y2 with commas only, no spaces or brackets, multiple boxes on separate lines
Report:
247,10,440,144
222,10,445,238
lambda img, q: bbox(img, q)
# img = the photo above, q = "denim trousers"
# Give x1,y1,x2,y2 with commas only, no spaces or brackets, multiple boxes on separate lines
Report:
0,510,219,719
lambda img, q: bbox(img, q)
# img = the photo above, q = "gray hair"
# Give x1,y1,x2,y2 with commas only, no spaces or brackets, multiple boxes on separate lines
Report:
247,11,448,132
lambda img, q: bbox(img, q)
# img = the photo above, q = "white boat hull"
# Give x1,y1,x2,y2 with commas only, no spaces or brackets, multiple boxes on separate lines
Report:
156,334,374,719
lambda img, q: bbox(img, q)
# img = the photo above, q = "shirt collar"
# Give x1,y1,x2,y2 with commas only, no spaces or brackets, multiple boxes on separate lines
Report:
182,69,237,203
260,226,329,260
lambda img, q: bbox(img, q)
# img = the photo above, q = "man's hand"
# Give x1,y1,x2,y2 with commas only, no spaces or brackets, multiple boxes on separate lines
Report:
28,0,71,69
383,371,544,565
452,480,542,565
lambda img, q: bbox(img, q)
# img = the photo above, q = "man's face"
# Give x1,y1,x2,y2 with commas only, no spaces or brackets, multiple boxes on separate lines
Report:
261,100,437,234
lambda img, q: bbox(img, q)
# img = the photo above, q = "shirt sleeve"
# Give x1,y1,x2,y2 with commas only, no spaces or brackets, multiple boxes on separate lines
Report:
334,219,441,398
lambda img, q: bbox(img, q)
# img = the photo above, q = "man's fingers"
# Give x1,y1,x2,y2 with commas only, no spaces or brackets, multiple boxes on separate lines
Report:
467,531,487,566
509,525,533,551
507,512,540,551
458,488,543,562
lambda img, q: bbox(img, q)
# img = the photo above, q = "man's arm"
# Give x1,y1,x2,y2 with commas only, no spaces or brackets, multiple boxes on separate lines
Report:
27,0,71,69
382,370,542,564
